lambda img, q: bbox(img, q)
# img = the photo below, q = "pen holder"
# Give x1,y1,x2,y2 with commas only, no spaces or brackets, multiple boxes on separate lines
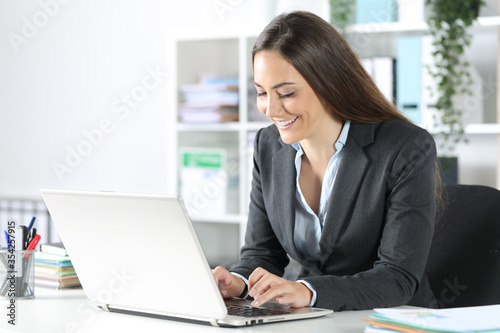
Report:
0,250,35,299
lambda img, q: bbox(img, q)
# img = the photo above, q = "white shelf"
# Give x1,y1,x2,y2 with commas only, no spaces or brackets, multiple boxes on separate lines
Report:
176,121,273,132
428,123,500,135
465,123,500,134
190,214,243,224
167,24,264,41
347,15,500,35
245,121,272,131
348,21,428,34
177,122,241,132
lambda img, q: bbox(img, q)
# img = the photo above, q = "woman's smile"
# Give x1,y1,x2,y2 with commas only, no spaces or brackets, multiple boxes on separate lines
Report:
275,116,299,129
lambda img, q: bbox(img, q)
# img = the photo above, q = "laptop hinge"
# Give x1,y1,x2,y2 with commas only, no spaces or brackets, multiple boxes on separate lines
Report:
98,303,110,312
209,319,219,327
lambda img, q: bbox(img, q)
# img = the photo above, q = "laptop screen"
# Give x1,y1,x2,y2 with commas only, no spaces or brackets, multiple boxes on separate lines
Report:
41,189,228,320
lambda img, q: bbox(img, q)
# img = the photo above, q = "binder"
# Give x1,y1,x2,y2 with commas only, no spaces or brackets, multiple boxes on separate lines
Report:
397,36,422,124
361,57,397,105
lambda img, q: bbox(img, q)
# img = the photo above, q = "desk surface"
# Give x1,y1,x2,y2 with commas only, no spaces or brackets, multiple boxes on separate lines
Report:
0,288,377,333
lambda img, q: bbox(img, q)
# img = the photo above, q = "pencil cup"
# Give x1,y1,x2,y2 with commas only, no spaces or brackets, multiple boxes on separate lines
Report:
0,250,35,299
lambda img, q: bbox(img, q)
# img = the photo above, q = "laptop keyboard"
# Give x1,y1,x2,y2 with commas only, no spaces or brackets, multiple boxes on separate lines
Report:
227,304,290,317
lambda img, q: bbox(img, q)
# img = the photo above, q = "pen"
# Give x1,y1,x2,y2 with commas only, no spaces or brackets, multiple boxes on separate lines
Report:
0,245,7,270
25,234,41,251
14,229,23,278
23,234,41,259
4,230,11,250
27,228,37,246
27,216,36,233
16,226,27,251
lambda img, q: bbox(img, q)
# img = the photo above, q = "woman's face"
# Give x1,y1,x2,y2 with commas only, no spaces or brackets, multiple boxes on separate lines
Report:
253,50,334,145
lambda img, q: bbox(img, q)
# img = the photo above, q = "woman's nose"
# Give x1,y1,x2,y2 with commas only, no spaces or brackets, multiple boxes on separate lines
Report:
264,96,282,118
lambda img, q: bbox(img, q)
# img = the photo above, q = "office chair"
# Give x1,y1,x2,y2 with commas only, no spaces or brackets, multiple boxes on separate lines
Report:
425,184,500,308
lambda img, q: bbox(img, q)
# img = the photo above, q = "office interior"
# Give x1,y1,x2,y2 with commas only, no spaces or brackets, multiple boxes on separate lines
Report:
0,0,499,267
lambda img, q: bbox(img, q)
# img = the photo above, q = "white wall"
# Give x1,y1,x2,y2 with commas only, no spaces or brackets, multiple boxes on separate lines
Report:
0,0,330,199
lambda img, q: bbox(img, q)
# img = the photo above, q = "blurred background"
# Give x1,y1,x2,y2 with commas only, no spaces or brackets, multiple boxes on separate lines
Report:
0,0,498,267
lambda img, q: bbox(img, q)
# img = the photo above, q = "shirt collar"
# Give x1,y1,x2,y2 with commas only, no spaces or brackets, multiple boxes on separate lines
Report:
292,120,351,152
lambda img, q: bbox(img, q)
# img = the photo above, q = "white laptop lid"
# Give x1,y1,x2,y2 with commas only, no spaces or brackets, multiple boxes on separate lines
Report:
40,189,228,321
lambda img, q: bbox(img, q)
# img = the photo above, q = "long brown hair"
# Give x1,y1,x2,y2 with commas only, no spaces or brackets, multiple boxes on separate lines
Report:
252,10,405,123
253,10,443,215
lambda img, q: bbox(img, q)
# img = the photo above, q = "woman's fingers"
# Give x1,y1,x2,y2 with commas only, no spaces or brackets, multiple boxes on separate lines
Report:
248,268,312,308
212,266,245,298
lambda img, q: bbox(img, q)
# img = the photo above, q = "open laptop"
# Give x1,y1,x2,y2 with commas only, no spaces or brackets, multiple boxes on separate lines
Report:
40,189,333,327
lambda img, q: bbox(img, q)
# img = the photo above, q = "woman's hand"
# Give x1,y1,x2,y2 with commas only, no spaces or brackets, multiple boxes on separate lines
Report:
212,266,246,299
248,267,312,308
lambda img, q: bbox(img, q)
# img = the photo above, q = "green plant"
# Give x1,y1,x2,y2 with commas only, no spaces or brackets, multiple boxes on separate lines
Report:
329,0,355,34
426,0,484,155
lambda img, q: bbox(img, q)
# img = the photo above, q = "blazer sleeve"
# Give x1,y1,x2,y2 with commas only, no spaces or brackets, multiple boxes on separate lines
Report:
302,127,437,311
230,128,290,279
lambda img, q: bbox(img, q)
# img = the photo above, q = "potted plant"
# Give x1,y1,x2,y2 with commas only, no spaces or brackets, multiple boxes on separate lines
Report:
425,0,484,183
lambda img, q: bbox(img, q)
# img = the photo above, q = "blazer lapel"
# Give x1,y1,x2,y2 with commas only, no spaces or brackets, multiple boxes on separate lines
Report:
271,137,302,260
318,122,376,263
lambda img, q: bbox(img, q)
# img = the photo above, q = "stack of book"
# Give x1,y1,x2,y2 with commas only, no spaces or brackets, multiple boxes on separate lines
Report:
178,77,239,123
34,242,81,289
364,305,500,333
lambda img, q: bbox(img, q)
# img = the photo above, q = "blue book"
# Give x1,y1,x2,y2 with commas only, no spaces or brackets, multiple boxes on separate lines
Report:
35,251,73,267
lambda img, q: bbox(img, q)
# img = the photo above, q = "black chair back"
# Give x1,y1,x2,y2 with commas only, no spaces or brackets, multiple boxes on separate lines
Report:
425,184,500,308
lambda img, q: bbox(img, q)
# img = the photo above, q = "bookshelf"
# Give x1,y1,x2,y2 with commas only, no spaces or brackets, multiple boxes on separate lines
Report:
166,26,269,264
166,6,500,262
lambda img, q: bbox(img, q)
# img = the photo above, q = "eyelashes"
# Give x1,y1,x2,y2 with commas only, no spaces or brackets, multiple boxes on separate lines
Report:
280,92,294,98
256,92,295,98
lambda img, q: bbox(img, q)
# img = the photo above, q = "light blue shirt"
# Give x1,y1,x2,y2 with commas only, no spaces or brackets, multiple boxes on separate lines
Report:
292,120,350,306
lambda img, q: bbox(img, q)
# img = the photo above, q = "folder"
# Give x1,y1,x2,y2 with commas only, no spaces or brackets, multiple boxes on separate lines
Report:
397,36,422,124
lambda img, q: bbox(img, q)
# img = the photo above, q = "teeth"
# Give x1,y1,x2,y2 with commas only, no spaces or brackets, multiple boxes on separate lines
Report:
276,117,298,126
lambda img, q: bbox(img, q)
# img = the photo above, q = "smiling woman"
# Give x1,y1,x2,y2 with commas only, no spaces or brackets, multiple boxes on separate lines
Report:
212,10,441,312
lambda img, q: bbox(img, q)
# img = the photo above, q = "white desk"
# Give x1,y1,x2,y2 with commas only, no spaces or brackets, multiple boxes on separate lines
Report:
0,288,376,333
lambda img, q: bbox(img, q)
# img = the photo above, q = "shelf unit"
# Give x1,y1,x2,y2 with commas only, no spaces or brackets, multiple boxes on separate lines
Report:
347,15,500,34
166,25,270,258
166,9,500,262
346,13,500,188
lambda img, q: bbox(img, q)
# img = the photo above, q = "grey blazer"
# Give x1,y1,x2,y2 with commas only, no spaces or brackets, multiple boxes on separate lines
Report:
231,118,437,311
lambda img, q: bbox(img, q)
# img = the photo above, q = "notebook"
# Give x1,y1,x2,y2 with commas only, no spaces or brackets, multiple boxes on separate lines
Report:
40,189,333,327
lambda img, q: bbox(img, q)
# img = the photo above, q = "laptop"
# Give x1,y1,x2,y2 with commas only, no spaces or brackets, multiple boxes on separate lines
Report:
40,189,333,327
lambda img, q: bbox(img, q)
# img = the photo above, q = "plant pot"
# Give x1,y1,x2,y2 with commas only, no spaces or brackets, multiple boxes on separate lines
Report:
470,0,481,18
438,156,458,185
425,0,482,22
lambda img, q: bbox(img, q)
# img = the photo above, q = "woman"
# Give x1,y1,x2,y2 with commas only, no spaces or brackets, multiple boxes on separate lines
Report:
212,10,438,311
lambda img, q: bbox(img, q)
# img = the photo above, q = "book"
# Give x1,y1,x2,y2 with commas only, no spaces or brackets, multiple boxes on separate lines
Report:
178,76,240,124
34,248,82,289
178,105,239,123
40,242,68,256
35,265,76,277
35,250,72,262
180,148,228,216
364,305,500,333
35,273,81,289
